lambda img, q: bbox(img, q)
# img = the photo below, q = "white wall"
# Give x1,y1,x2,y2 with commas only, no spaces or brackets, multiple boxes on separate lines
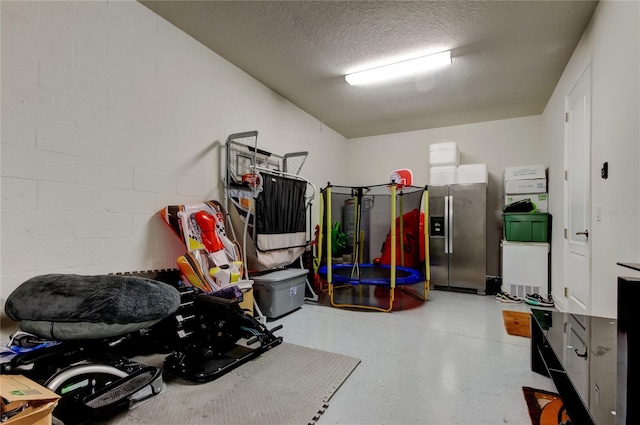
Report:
346,115,546,277
542,0,640,318
0,0,347,308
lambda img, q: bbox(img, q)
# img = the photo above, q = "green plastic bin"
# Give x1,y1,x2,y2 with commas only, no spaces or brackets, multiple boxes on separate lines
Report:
503,213,550,242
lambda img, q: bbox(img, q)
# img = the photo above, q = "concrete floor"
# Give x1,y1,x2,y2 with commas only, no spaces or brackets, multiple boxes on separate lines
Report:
272,289,557,425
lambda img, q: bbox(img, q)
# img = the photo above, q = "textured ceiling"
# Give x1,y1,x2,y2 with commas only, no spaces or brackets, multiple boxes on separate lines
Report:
141,1,599,139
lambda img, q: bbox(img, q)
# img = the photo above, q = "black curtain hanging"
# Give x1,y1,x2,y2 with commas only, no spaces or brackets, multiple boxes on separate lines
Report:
255,173,306,235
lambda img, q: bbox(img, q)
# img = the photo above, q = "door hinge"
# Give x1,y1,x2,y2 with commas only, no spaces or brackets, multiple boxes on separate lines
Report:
564,170,568,180
565,112,569,122
564,287,568,297
564,228,567,238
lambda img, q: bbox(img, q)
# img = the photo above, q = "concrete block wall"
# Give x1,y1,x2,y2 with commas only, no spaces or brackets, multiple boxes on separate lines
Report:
1,0,347,309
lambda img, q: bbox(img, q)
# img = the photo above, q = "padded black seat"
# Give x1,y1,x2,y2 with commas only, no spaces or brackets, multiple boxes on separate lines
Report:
5,274,181,340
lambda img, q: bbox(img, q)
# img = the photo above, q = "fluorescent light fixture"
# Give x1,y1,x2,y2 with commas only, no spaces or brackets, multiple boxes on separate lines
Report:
345,50,452,86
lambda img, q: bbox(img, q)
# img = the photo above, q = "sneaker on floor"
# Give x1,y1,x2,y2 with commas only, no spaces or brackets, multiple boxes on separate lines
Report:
525,293,554,307
496,292,523,303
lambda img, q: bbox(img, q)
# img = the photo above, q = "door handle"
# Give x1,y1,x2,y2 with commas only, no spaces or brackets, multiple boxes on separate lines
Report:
575,230,589,237
444,196,449,253
448,195,453,253
574,348,588,359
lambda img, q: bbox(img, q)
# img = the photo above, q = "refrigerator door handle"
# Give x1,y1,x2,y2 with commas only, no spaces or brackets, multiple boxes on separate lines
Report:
444,196,449,254
449,195,453,253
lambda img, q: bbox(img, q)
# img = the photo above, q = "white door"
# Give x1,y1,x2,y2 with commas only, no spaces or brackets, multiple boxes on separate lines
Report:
564,63,591,315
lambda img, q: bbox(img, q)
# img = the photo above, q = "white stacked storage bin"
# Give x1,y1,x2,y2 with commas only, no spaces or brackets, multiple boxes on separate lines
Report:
429,142,460,166
429,166,457,186
503,164,547,194
503,164,548,211
456,164,488,184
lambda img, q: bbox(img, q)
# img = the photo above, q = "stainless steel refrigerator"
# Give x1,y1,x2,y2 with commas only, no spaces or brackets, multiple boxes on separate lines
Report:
428,183,487,294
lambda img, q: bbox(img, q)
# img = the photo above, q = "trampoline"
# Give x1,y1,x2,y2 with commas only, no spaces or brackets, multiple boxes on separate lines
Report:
314,182,431,312
318,264,424,286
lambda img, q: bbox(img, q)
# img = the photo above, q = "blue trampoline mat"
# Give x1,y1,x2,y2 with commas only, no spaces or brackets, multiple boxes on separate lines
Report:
318,263,424,285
